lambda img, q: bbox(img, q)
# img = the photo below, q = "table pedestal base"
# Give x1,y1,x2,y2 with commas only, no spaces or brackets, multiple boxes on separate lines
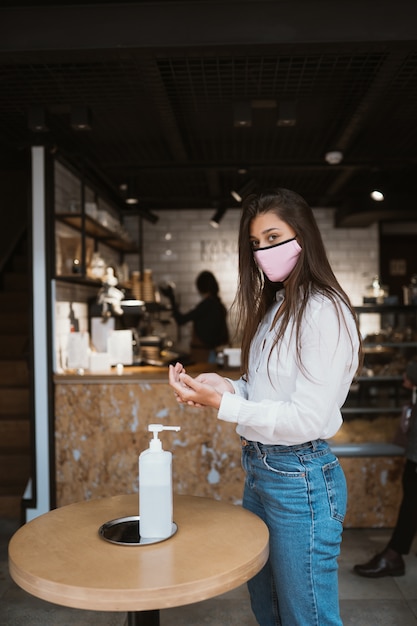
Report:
127,609,160,626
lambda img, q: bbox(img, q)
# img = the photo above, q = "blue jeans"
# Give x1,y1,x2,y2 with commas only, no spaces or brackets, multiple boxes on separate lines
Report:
241,438,346,626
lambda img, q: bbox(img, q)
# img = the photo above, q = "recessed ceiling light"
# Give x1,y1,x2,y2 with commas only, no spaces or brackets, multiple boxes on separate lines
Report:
370,190,384,201
324,150,343,165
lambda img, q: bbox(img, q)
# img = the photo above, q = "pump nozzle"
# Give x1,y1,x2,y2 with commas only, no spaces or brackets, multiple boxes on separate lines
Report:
147,424,181,451
148,424,181,436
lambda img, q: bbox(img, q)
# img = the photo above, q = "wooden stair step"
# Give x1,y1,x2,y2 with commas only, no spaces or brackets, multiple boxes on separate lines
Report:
0,388,30,415
0,483,28,497
0,232,31,519
12,254,28,273
0,312,29,334
0,360,29,386
0,418,30,452
0,335,29,358
0,453,31,486
0,493,25,519
3,272,29,291
0,292,29,313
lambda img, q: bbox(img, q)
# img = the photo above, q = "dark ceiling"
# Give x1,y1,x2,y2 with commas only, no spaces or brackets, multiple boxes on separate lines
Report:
1,1,417,225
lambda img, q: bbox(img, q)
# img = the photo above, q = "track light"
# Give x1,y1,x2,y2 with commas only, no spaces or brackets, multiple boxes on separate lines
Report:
125,179,139,205
28,105,49,132
230,189,242,202
233,101,252,128
230,179,256,203
369,169,385,201
210,206,227,228
70,105,92,131
277,100,296,127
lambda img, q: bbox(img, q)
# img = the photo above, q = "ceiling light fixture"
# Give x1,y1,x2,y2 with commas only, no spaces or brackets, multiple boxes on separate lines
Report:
124,179,139,205
70,105,92,131
230,179,256,203
28,104,49,132
210,206,227,228
277,100,296,127
369,168,385,201
230,189,243,202
370,189,385,202
324,150,344,165
233,101,252,128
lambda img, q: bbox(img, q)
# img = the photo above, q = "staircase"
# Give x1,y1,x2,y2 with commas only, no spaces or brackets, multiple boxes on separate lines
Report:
0,235,31,520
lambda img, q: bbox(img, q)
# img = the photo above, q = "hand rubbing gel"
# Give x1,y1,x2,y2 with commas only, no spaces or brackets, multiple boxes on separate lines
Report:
139,424,181,539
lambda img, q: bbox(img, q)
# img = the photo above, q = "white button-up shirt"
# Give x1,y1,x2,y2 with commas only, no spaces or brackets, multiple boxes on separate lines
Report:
218,289,359,445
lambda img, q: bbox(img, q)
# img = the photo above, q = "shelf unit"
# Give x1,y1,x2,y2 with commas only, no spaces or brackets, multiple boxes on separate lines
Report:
350,304,417,414
56,214,137,254
53,157,137,283
333,304,417,457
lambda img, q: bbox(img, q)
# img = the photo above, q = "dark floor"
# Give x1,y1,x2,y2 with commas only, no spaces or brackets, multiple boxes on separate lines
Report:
1,517,417,625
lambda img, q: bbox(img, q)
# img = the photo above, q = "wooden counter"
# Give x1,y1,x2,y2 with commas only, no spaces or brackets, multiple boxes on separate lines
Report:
54,364,246,512
55,362,221,383
54,364,404,528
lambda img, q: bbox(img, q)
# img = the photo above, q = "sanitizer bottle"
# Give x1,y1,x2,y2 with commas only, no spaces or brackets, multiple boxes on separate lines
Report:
139,424,181,539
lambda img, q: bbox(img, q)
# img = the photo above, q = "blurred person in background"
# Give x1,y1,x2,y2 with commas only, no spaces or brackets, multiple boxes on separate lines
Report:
161,270,229,363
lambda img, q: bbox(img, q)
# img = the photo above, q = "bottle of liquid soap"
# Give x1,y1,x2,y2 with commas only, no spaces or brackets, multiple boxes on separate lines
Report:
139,424,181,539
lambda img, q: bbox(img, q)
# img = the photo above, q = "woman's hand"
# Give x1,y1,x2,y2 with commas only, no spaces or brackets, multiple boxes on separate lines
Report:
168,363,234,409
194,372,235,394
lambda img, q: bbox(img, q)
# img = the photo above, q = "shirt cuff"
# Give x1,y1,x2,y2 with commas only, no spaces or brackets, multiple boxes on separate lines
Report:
218,391,242,423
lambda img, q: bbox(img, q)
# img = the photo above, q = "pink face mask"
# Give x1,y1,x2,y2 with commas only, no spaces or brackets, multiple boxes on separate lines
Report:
253,237,302,283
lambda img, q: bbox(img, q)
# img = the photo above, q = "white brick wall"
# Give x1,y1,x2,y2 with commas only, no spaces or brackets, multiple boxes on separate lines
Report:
124,207,380,351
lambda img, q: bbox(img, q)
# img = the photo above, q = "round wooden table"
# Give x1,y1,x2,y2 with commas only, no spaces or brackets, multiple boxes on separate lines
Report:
9,494,269,625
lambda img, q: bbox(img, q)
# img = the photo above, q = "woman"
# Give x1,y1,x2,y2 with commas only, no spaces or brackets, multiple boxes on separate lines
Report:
163,270,229,363
169,188,362,626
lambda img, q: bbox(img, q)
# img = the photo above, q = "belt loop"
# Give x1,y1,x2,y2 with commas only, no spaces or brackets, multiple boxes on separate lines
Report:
253,441,263,458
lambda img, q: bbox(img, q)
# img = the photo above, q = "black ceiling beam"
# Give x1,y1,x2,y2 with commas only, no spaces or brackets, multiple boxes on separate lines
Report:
0,1,416,53
335,194,417,228
98,161,416,172
136,57,188,163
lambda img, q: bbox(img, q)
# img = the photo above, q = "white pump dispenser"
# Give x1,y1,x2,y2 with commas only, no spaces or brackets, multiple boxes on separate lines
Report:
139,424,181,539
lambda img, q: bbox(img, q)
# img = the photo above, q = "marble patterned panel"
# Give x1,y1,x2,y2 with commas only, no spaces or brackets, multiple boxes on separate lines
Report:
55,382,245,509
55,381,405,528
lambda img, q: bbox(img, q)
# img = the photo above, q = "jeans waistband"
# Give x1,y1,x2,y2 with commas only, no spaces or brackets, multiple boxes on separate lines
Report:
240,437,325,453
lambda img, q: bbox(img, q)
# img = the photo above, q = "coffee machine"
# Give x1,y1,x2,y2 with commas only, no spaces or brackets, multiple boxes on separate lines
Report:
120,299,180,365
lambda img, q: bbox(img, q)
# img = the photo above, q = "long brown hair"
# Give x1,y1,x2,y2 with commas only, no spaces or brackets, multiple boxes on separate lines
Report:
233,188,363,377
